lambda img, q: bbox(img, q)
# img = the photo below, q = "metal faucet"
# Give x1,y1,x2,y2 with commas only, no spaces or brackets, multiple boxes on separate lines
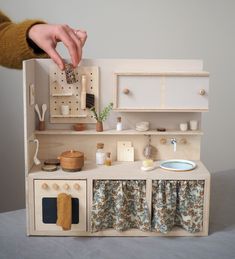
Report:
170,138,177,152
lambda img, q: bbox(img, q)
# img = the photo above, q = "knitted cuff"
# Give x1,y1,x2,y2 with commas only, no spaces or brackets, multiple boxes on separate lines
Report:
17,20,48,57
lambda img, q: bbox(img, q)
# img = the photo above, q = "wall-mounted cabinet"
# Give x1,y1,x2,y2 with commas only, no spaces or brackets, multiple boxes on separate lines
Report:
113,72,209,112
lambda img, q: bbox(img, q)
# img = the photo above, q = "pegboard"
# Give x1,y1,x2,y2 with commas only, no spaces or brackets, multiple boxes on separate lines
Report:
49,64,99,123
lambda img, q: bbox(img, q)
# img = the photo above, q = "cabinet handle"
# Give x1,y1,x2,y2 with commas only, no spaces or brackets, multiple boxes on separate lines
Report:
160,138,167,144
63,184,69,190
199,89,206,96
41,183,48,190
73,183,80,190
180,138,187,144
52,183,59,190
123,88,130,95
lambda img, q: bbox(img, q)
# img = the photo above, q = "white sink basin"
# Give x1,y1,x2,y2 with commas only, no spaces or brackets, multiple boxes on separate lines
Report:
160,159,196,171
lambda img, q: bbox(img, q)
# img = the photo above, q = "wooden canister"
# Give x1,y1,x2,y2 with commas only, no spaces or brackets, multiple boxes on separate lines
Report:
59,150,84,172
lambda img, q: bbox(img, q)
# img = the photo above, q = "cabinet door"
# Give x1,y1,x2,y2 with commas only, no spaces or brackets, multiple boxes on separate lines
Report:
164,76,209,109
34,180,86,232
115,75,162,109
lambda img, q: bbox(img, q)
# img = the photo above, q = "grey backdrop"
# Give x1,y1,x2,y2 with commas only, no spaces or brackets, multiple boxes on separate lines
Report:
0,0,235,212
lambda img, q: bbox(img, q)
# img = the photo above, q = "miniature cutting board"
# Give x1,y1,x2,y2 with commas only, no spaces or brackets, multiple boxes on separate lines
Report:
117,141,134,161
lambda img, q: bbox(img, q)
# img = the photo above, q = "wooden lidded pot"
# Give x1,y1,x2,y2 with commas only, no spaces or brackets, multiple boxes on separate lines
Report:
59,150,84,172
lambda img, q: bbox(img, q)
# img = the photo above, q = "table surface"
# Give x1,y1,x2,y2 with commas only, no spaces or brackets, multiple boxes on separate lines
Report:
1,168,235,259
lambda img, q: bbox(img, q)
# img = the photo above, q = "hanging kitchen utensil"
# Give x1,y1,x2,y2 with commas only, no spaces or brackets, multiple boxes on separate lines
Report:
143,135,154,159
29,139,41,165
86,93,95,108
81,75,87,109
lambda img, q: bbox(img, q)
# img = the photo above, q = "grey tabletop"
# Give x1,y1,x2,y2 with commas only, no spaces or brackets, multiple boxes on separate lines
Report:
0,169,235,259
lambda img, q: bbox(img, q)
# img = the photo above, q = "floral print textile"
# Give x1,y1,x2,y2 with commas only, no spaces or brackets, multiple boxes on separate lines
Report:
91,180,151,232
152,180,204,233
91,180,204,233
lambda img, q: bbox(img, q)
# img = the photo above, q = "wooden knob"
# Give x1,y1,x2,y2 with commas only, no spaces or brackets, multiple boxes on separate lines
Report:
180,138,187,144
63,183,69,190
123,88,130,95
52,183,59,190
74,183,80,190
41,183,48,190
199,89,206,96
160,138,167,144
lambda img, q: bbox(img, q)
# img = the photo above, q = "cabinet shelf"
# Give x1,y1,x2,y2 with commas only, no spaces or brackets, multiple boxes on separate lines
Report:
113,108,208,112
51,93,73,97
35,129,203,136
51,114,87,118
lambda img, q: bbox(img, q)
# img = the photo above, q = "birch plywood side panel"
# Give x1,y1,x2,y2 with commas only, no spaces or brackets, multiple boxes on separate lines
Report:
23,59,36,173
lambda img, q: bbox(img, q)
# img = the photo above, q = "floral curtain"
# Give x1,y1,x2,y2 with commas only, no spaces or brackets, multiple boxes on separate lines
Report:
152,180,204,233
91,180,151,232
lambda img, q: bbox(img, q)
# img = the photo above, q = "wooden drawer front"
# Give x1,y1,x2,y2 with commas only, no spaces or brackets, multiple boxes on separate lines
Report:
34,180,86,232
164,76,209,109
116,75,162,109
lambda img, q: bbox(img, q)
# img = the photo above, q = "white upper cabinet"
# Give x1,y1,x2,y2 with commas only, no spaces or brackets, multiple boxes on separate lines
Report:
113,72,209,112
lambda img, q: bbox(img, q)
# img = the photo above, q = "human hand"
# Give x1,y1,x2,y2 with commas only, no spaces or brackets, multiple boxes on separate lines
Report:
28,24,87,70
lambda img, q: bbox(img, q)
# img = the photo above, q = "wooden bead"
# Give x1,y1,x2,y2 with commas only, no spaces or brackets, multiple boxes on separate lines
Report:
123,88,130,95
63,184,69,190
73,183,80,190
180,138,187,144
52,183,59,190
199,89,206,96
41,183,48,190
160,138,167,144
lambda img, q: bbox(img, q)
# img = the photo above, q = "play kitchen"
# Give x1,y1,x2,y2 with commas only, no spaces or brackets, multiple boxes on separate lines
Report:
23,59,210,236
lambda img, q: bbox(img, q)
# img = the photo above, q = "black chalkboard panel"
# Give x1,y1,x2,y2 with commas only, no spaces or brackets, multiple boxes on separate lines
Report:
42,198,79,224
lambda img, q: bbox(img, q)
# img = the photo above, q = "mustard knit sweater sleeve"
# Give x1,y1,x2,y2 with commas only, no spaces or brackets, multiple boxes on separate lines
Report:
0,11,48,69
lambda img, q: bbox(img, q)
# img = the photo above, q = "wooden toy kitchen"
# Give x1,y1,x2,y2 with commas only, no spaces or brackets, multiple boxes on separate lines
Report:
23,59,210,236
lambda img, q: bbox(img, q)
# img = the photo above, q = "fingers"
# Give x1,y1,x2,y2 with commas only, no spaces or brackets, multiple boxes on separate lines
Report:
46,46,65,70
55,25,83,67
67,29,82,65
73,30,87,47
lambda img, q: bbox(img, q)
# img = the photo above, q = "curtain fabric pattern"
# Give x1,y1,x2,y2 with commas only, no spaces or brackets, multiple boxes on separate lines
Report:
91,180,204,233
152,180,204,233
91,180,151,232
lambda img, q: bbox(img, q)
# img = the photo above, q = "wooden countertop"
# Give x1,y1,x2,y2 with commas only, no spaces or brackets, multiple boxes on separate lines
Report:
28,160,210,180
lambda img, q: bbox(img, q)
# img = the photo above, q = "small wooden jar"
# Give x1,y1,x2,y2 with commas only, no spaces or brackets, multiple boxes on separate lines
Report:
38,121,45,131
58,150,84,172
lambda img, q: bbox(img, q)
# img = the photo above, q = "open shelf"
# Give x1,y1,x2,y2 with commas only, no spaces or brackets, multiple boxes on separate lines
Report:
51,93,73,97
51,115,87,118
35,129,203,136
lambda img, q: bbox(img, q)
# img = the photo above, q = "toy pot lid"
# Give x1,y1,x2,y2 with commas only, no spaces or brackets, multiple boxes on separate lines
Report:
60,150,84,158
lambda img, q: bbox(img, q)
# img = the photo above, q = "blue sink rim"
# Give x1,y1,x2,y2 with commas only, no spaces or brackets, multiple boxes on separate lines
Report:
160,159,196,171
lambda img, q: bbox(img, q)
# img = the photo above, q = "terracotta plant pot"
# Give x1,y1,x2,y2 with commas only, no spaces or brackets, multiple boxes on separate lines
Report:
96,121,103,132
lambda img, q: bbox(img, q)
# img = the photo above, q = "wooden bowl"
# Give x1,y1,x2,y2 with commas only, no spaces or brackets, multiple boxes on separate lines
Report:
73,123,86,131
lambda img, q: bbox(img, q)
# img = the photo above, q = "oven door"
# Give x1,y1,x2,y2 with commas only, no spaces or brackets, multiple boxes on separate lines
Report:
34,180,86,232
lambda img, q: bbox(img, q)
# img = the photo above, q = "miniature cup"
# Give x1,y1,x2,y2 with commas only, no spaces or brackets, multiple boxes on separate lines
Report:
39,121,45,131
189,120,198,131
61,105,70,116
179,123,188,131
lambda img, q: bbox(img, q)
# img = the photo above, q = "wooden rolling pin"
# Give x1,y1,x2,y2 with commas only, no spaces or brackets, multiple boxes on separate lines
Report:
81,75,87,109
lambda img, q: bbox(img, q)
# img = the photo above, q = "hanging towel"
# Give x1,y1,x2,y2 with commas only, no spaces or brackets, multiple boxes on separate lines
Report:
56,193,72,231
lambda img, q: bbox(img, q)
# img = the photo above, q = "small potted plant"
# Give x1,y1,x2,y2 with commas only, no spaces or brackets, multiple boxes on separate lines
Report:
90,102,113,132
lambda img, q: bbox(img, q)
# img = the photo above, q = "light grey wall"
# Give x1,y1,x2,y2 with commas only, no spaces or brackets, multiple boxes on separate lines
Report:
1,0,235,212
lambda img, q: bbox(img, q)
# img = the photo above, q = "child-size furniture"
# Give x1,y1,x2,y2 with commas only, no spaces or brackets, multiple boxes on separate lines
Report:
23,59,210,236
